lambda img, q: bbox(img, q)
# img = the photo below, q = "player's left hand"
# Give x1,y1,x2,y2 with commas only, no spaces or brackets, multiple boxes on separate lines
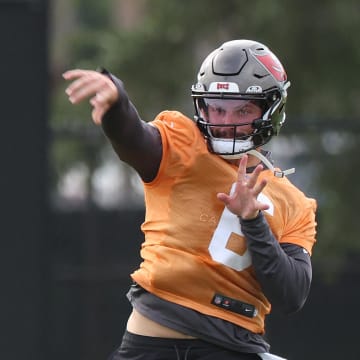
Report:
217,154,269,220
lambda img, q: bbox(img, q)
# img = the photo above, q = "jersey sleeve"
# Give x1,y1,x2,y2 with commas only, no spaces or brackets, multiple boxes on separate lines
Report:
149,110,208,182
260,172,317,256
280,191,317,255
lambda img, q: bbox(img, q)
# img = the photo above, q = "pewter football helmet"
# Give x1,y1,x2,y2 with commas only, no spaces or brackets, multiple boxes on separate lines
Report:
191,39,290,159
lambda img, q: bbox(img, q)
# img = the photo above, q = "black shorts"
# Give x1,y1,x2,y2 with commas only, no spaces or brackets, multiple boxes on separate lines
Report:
108,331,261,360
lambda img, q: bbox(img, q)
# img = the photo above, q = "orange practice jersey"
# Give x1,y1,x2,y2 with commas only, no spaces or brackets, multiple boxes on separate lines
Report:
131,110,317,334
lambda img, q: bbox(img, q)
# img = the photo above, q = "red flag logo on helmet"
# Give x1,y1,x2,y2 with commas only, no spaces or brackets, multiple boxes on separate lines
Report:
254,52,287,82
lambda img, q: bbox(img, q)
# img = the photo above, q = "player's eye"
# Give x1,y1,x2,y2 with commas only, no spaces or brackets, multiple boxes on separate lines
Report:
209,105,225,115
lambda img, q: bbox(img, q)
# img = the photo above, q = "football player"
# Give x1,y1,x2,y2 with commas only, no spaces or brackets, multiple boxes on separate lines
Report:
64,39,317,360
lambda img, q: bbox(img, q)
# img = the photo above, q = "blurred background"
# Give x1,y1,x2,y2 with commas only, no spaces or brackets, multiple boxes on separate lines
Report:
1,0,359,359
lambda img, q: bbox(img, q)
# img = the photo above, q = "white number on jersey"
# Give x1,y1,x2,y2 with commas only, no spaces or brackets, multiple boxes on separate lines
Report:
208,184,274,271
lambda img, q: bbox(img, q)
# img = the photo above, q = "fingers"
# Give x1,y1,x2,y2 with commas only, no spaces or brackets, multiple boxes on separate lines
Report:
63,69,94,103
71,79,103,103
237,155,265,191
64,71,102,103
217,155,270,219
63,69,118,105
63,70,96,101
258,202,270,212
237,154,248,183
63,68,119,125
253,178,267,197
62,69,89,80
246,163,264,191
91,107,102,126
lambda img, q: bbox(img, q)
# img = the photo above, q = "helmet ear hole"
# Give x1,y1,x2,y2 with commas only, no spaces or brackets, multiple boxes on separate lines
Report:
253,135,263,147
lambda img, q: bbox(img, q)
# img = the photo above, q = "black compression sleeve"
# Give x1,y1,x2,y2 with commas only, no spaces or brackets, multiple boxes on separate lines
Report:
240,212,312,314
99,72,162,182
101,74,143,144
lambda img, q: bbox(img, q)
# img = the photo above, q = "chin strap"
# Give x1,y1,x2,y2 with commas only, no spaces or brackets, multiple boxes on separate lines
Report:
247,150,295,178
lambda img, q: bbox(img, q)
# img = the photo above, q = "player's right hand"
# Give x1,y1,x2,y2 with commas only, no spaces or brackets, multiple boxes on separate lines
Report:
217,154,269,220
63,69,119,125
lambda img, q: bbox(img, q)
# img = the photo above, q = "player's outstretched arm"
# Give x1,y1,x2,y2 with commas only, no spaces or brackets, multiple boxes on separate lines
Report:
63,69,162,182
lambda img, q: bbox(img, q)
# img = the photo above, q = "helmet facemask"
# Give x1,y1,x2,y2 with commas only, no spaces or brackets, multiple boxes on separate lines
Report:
193,93,284,159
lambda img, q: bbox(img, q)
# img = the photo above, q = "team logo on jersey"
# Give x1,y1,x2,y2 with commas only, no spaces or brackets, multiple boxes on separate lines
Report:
253,51,287,82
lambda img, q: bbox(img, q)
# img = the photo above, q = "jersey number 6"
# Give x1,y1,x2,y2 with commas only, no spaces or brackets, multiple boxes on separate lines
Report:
208,184,274,271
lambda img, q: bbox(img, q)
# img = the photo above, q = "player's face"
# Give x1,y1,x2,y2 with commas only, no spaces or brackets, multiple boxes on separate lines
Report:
203,99,262,139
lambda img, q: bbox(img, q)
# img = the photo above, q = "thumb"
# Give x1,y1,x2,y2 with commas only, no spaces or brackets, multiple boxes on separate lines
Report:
217,192,230,205
91,106,105,125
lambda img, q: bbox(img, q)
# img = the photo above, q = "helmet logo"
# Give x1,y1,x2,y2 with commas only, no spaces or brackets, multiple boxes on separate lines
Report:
246,85,262,93
208,82,239,92
217,83,229,90
254,52,287,82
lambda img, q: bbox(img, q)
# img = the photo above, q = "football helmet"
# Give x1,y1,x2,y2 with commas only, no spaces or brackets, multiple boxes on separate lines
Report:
191,39,290,159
